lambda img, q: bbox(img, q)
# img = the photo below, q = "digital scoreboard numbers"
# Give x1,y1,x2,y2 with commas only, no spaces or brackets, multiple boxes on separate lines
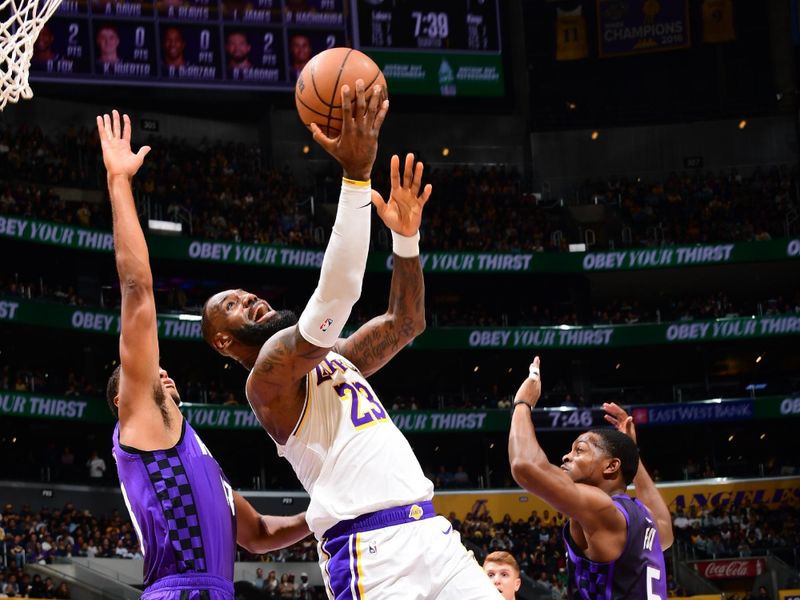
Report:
29,18,92,76
160,23,221,80
356,0,499,52
354,0,504,98
95,22,157,78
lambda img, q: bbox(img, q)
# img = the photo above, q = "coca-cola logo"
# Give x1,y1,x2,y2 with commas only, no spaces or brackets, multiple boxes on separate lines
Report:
695,559,764,579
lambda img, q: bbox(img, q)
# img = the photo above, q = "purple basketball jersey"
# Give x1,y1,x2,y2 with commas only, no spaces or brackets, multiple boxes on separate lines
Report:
112,420,237,588
564,495,667,600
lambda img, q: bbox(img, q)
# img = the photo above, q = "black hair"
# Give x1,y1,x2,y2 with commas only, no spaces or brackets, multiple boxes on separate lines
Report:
106,365,121,418
589,428,640,485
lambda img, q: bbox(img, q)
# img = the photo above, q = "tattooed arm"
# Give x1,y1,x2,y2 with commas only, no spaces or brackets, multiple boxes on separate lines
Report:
335,154,431,377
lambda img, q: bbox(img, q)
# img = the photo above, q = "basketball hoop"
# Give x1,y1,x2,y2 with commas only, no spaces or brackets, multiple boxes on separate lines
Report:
0,0,63,110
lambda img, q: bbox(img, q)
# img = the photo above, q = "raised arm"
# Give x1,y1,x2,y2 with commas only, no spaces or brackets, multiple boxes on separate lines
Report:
334,153,431,377
508,358,622,534
604,402,674,550
246,82,388,397
97,111,162,428
233,492,310,554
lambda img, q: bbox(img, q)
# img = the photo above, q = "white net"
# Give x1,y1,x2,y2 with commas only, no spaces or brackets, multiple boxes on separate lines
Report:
0,0,63,109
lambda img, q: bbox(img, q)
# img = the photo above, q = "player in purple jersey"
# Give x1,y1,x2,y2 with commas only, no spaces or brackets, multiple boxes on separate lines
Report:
97,110,311,600
508,357,674,600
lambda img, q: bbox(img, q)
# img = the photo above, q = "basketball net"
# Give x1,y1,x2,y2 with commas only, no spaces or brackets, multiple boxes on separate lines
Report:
0,0,63,110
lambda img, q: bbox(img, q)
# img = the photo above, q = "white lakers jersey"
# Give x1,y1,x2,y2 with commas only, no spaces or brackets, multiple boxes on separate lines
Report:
273,352,434,539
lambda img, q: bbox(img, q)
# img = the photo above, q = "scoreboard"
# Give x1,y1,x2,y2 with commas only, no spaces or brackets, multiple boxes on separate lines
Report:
354,0,503,96
29,0,503,96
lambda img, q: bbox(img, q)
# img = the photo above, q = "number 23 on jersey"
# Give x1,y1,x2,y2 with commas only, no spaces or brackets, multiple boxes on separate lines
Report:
334,381,388,430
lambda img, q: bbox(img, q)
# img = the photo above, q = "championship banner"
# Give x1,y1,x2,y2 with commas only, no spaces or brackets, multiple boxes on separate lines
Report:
556,6,589,61
597,0,691,58
433,477,800,521
702,0,735,43
1,215,799,274
690,558,766,579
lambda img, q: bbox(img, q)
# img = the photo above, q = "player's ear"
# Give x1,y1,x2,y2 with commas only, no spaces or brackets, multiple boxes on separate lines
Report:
213,331,233,353
604,457,622,478
113,396,120,408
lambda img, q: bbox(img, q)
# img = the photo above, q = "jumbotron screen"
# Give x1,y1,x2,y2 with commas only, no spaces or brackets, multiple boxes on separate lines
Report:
28,0,504,96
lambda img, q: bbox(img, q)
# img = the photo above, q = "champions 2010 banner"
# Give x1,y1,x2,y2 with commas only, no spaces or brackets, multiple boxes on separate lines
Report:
598,0,691,58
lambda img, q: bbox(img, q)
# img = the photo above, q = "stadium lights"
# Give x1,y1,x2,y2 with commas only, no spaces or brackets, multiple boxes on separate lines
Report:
755,354,763,363
760,433,766,440
441,147,450,157
148,219,182,234
178,314,201,321
302,144,311,155
738,119,747,130
590,130,600,140
568,243,586,252
728,434,734,442
473,365,479,372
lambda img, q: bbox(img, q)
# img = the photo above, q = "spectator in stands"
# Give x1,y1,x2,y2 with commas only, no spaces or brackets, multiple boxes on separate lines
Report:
29,574,45,597
265,570,278,597
55,580,71,599
483,551,521,600
452,465,471,487
252,567,266,589
278,573,294,598
297,572,312,600
85,450,106,480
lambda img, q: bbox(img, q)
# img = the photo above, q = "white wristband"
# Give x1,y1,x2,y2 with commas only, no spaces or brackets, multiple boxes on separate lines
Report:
392,230,420,258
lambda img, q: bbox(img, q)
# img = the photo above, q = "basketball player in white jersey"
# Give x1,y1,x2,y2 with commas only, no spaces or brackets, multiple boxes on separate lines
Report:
201,81,497,599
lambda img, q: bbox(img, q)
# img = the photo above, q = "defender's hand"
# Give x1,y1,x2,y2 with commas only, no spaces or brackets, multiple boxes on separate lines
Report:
603,402,637,444
310,81,388,182
372,153,432,237
515,356,542,408
96,110,151,180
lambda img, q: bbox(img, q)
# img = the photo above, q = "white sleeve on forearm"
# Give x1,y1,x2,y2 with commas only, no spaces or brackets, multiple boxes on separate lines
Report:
298,180,372,347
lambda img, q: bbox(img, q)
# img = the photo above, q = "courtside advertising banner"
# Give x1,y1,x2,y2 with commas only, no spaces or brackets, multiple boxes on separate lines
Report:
432,477,800,521
597,0,691,58
1,215,798,274
690,559,766,580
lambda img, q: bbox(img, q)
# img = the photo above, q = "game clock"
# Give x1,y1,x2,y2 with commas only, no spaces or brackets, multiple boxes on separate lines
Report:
356,0,500,52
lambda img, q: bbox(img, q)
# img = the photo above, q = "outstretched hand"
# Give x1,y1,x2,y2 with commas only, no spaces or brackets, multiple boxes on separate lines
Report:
515,356,542,408
96,110,151,179
372,153,432,237
310,81,389,182
603,402,637,444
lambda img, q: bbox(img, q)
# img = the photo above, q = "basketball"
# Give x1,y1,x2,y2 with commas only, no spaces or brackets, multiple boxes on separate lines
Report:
295,47,387,138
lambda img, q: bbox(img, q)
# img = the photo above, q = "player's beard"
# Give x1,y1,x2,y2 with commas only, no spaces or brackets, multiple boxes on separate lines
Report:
232,309,298,347
168,388,182,408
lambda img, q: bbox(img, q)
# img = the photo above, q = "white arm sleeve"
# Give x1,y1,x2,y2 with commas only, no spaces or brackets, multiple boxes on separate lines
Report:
298,180,372,347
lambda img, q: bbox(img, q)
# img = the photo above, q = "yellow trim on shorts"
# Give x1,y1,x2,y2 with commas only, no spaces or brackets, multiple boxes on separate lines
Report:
355,532,365,598
319,539,335,599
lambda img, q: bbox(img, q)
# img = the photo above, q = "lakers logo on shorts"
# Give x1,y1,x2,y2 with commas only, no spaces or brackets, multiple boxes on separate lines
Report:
408,504,423,520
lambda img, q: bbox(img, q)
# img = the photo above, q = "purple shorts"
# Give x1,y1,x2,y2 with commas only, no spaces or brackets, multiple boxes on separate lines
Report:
141,574,233,600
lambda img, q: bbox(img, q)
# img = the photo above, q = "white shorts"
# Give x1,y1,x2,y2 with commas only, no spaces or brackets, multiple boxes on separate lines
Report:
318,507,498,600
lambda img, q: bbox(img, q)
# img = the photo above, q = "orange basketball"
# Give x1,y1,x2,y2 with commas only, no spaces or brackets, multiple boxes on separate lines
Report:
295,47,387,138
